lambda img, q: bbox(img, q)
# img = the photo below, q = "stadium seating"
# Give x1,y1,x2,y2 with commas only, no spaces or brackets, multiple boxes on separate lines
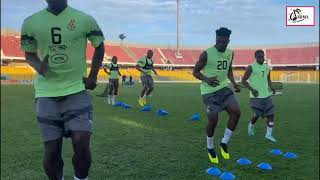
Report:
105,44,135,63
266,47,319,65
1,35,319,83
179,49,201,65
160,48,192,65
2,35,318,67
86,44,95,61
1,35,24,58
128,47,164,64
233,49,257,66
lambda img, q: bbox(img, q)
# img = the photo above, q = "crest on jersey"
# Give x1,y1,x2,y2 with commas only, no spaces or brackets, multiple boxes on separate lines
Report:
67,19,76,31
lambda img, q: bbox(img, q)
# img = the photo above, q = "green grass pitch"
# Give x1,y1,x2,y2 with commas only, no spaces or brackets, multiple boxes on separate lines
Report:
1,83,319,180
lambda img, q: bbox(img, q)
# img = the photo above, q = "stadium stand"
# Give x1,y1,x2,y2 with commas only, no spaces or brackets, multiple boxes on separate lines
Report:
1,35,24,59
128,46,164,64
1,35,319,83
266,47,319,66
160,48,190,65
105,44,135,63
233,49,258,66
86,43,95,61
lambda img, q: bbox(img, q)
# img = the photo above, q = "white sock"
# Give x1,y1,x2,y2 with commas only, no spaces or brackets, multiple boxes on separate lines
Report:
207,136,214,149
266,126,273,136
112,95,116,101
74,175,88,180
248,122,254,129
221,128,233,144
140,95,145,99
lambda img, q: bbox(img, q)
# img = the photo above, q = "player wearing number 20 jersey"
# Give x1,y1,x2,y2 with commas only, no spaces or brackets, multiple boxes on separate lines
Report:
193,27,241,164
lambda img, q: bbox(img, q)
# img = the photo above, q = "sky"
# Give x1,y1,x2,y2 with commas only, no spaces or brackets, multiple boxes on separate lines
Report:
1,0,319,47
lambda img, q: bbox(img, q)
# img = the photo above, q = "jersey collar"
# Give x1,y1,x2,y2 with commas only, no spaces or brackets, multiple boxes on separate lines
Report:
46,6,69,16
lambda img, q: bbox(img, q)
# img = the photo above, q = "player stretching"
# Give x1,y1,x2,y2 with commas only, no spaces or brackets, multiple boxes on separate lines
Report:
242,50,277,142
136,50,158,106
21,0,105,179
104,56,121,105
193,27,241,164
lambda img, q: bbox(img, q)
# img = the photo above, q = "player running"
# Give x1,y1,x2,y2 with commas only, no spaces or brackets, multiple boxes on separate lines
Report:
193,27,241,164
21,0,105,179
104,56,121,105
136,49,158,106
242,50,277,142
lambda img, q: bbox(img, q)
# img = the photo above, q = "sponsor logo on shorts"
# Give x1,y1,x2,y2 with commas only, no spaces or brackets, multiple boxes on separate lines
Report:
206,106,211,113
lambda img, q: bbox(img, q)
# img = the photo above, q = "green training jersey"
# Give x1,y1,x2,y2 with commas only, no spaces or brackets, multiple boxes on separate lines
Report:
248,62,271,98
137,57,154,76
200,46,233,95
106,63,119,79
21,6,105,98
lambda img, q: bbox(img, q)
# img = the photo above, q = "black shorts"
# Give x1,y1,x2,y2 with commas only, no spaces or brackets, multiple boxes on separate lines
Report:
250,96,274,117
140,75,154,88
109,78,119,87
202,87,240,115
35,91,93,142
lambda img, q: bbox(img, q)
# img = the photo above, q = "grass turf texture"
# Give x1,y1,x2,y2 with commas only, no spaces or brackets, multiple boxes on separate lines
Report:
1,83,319,180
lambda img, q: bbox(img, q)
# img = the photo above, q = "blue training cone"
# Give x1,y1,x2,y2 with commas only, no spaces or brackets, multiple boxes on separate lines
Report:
141,104,152,112
219,172,235,180
122,103,132,109
191,113,201,121
270,149,283,156
257,162,272,171
206,166,222,176
157,109,169,116
113,101,123,107
236,157,252,165
283,152,298,159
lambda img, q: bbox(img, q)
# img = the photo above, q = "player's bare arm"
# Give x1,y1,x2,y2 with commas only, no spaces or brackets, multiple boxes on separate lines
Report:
227,53,240,92
152,68,158,75
242,65,258,97
135,64,145,73
118,70,121,76
104,67,110,75
268,71,276,94
25,53,49,76
193,51,219,87
83,42,104,89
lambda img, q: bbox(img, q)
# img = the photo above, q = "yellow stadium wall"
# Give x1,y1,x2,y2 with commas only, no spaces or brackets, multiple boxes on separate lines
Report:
1,66,319,83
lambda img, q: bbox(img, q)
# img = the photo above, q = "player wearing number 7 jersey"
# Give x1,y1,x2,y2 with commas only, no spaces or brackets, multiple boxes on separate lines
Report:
193,27,241,164
20,0,105,179
242,50,277,142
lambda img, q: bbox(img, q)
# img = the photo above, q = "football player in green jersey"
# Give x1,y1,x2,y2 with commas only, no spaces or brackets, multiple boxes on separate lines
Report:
193,27,241,164
104,56,121,105
21,0,105,179
242,50,277,142
136,50,158,106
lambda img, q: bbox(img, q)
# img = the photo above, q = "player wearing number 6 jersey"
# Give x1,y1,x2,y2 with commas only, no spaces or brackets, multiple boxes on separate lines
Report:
242,50,277,142
20,0,105,179
193,27,241,164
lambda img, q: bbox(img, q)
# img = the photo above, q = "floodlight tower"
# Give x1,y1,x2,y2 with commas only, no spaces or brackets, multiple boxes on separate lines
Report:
176,0,182,58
